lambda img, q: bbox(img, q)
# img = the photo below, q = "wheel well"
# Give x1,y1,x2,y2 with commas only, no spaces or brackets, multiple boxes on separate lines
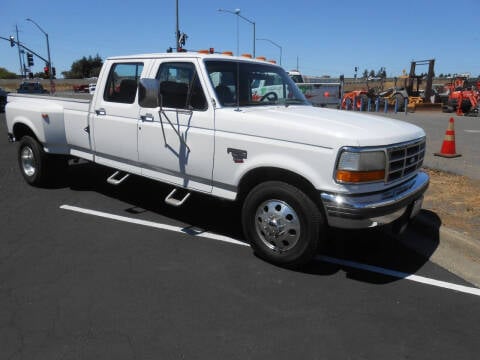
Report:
13,123,37,142
237,167,323,210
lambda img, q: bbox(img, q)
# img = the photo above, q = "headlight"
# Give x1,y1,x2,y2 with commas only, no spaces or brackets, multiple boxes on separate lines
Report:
336,150,386,183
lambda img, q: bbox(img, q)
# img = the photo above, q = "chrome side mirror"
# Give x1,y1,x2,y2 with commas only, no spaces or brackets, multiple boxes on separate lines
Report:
138,78,160,108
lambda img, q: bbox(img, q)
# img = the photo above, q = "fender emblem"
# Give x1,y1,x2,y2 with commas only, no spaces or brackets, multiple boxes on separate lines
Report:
227,148,248,163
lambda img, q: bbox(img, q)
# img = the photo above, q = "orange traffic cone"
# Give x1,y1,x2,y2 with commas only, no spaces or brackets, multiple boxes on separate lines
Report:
434,117,461,158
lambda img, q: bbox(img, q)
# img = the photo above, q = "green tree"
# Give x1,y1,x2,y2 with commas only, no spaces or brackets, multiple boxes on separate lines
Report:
33,72,49,79
62,54,103,79
0,67,18,79
376,67,387,78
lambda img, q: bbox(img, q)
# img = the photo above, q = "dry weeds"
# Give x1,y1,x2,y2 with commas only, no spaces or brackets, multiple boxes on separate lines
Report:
423,168,480,239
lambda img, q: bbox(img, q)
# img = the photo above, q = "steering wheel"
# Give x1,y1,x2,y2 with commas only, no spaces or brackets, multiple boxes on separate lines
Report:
260,92,278,102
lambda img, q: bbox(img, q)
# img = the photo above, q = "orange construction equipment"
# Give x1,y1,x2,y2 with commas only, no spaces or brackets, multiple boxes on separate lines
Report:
434,117,461,158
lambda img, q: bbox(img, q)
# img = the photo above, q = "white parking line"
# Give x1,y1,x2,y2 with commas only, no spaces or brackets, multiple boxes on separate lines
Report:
60,204,480,297
60,204,248,247
318,255,480,297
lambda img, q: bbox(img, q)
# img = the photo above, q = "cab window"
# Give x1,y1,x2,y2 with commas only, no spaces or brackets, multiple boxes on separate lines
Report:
104,62,144,104
156,62,207,110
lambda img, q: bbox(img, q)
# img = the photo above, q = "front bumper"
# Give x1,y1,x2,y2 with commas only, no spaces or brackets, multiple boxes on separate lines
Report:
320,171,429,229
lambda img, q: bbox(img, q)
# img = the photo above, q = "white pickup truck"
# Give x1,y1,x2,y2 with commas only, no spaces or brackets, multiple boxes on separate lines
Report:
5,51,429,266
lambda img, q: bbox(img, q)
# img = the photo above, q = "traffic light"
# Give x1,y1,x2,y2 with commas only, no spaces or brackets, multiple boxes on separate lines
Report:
52,67,56,77
27,53,34,67
44,66,49,77
9,36,15,47
179,33,187,46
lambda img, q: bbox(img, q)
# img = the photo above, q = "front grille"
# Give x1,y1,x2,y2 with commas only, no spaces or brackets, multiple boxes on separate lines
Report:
387,138,426,182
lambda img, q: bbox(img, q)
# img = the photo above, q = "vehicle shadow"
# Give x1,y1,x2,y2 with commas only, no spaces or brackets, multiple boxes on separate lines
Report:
63,162,440,285
64,162,245,240
303,212,441,283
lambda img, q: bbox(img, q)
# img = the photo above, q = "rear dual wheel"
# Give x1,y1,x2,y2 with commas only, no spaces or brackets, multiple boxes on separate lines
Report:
242,181,324,267
18,136,66,187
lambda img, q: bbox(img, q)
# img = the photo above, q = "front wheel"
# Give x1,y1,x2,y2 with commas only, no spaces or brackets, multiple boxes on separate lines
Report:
242,181,324,267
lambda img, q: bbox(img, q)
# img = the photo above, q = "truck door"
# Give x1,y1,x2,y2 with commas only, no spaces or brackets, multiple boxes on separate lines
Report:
138,59,214,193
91,61,145,173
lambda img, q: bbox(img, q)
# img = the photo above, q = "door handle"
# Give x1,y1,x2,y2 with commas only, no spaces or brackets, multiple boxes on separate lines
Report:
140,113,154,122
95,108,106,116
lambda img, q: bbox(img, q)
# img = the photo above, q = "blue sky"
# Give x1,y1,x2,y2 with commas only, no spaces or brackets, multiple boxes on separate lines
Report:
1,0,479,78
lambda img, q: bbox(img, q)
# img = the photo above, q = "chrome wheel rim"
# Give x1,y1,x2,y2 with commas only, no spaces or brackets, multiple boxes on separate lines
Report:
255,199,301,253
21,146,36,177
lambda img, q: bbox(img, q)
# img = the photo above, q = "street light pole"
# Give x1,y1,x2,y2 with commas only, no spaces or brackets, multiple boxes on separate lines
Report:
26,18,53,94
218,8,255,57
15,25,25,78
256,38,282,66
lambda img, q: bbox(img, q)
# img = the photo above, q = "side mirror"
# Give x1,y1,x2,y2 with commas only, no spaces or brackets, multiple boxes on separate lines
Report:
138,78,160,108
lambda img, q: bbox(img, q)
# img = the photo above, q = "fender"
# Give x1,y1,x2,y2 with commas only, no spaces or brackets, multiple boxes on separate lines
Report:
7,99,68,154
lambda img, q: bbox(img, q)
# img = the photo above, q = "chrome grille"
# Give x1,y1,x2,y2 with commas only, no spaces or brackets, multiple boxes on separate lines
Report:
387,138,426,182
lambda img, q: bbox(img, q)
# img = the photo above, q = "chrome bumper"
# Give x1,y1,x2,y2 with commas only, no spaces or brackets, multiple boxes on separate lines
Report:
320,171,429,229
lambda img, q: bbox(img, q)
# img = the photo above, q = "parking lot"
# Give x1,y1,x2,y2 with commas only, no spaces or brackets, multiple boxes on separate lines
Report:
1,112,480,359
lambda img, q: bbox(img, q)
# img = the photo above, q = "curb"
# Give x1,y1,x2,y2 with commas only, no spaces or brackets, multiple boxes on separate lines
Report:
398,211,480,287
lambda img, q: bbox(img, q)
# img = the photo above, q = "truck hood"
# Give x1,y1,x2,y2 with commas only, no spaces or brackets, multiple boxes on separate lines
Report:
217,105,426,149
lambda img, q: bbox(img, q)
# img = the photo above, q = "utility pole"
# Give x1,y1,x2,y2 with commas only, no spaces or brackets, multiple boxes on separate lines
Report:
176,0,179,52
15,25,25,78
218,8,256,57
26,18,54,94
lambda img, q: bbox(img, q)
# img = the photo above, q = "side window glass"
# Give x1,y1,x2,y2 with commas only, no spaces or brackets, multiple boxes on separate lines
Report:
156,62,207,110
209,70,237,106
104,62,144,104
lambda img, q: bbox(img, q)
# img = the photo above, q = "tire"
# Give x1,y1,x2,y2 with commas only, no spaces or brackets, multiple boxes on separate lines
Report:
17,136,66,187
394,93,405,111
461,99,472,114
241,181,324,267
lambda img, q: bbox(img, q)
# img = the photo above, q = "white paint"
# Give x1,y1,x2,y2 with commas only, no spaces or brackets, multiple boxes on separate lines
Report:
59,204,248,247
60,204,480,297
318,255,480,297
464,130,480,133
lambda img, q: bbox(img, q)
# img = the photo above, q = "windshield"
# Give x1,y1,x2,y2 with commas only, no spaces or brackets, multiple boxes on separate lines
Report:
205,60,308,107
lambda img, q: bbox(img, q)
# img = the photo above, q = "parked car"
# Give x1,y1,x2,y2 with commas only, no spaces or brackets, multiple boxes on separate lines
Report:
73,84,90,93
0,87,9,112
17,82,48,94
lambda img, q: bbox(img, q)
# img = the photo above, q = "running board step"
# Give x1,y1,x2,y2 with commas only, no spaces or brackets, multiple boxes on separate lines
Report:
107,171,130,185
165,188,191,207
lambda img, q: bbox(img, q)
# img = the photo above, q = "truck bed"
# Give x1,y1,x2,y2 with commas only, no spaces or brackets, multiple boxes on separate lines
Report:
7,93,91,111
6,93,92,156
